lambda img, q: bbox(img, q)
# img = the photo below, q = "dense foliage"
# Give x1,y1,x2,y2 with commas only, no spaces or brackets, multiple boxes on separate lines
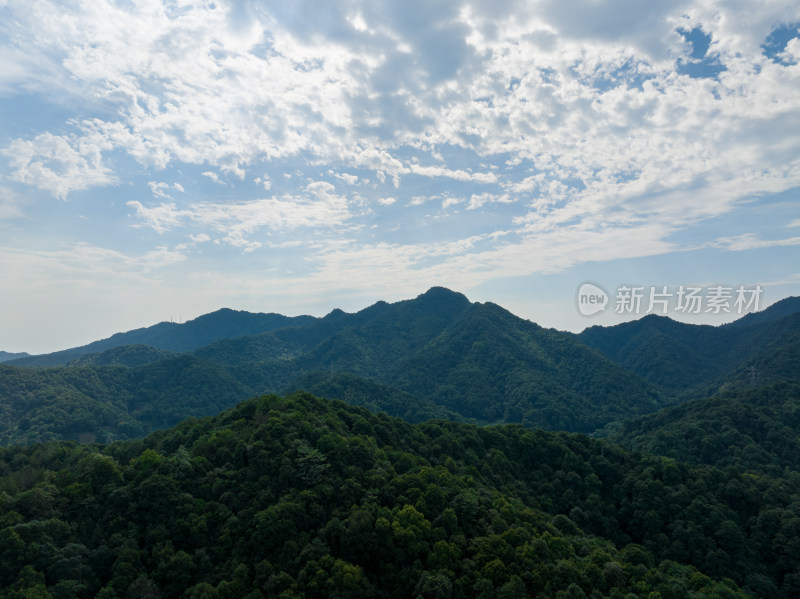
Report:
605,382,800,474
578,305,800,393
0,356,250,445
0,289,666,445
2,290,800,597
284,372,464,423
0,392,764,599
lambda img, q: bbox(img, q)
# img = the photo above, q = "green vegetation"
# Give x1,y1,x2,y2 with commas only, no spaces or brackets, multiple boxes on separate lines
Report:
0,356,250,445
0,288,667,445
578,306,800,394
0,391,767,598
605,382,800,473
284,372,464,423
2,290,800,597
9,309,316,367
70,345,177,368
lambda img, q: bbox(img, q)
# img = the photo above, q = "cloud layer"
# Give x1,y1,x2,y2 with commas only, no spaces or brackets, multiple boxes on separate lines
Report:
1,0,799,349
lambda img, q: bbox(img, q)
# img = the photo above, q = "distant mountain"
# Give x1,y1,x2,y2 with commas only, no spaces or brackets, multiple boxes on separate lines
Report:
578,298,800,391
283,371,464,423
0,350,29,363
0,354,252,445
718,321,800,390
3,288,798,446
8,308,317,367
382,301,660,430
724,295,800,328
0,287,663,444
195,288,662,432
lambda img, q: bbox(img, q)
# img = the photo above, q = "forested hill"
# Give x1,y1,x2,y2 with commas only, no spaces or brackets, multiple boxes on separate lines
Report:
0,351,29,363
0,288,664,445
578,299,800,392
605,381,800,473
1,390,785,598
723,296,800,328
4,291,800,597
8,309,317,367
197,293,662,430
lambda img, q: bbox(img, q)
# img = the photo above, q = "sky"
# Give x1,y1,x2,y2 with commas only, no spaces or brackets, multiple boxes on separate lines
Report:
1,0,800,354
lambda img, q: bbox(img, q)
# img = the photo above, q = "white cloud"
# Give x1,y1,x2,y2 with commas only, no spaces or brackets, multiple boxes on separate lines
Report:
201,171,224,185
467,192,511,210
148,181,172,199
2,131,116,199
147,181,185,199
128,181,352,248
254,176,272,191
407,163,498,184
127,200,187,234
714,233,800,252
2,0,800,342
330,170,360,185
0,242,185,280
442,197,461,209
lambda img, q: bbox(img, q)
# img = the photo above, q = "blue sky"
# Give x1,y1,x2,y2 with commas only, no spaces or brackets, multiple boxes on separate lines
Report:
1,0,799,354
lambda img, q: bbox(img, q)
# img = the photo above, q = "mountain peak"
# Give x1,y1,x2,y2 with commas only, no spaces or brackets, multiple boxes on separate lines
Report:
0,350,30,363
418,286,466,299
415,286,470,305
726,295,800,328
324,308,347,319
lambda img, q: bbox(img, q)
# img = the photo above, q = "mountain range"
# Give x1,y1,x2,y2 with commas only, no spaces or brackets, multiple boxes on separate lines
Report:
3,287,800,597
577,296,800,394
1,287,798,446
0,351,29,363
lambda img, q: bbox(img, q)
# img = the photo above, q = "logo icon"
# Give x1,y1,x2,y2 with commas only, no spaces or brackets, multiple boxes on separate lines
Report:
577,283,609,316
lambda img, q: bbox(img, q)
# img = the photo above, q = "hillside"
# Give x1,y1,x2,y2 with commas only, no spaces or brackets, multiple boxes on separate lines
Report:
578,300,800,392
0,288,665,444
69,344,177,368
604,382,800,474
9,309,317,367
0,391,774,598
283,371,465,423
0,351,29,363
2,289,798,447
193,289,662,431
0,356,251,445
723,296,800,328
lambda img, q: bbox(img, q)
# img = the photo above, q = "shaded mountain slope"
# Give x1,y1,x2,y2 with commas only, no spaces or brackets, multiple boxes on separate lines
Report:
196,291,663,432
9,308,317,367
385,301,661,431
0,351,29,363
283,371,464,423
724,296,800,328
578,299,800,391
0,288,663,444
3,288,797,447
69,344,177,368
0,356,251,445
